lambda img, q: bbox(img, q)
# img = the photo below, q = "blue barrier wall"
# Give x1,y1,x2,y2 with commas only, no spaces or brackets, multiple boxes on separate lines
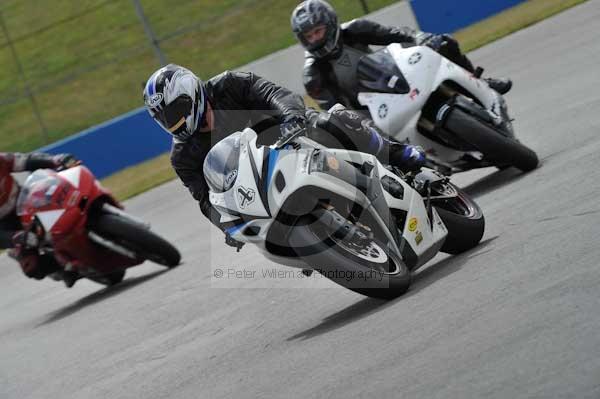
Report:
39,107,170,179
410,0,527,33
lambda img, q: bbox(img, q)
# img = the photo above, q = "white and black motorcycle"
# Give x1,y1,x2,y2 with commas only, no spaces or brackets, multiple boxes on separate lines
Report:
205,127,485,299
355,43,538,174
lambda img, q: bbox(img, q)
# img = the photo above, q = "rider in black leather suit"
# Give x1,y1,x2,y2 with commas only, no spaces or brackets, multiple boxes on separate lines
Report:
143,65,426,247
292,0,513,111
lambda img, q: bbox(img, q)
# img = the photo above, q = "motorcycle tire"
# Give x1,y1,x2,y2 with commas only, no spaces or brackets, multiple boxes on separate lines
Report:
288,216,411,299
444,107,539,172
91,214,181,268
88,270,126,286
433,184,485,254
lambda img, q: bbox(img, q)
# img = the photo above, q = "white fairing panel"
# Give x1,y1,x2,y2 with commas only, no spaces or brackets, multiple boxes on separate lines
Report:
376,164,447,265
37,209,66,231
358,44,505,164
208,128,450,270
210,129,269,218
59,166,81,188
359,45,441,134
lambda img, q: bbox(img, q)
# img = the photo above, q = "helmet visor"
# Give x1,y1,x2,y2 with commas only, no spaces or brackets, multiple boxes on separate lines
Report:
154,95,193,133
302,24,328,46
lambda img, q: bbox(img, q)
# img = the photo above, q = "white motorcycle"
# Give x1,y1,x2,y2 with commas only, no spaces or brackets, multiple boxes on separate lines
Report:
356,43,538,174
205,127,485,299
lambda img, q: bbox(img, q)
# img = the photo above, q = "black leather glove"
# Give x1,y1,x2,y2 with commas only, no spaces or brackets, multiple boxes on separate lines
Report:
279,117,306,141
416,32,451,52
10,230,40,253
8,230,43,278
52,153,80,171
225,233,245,252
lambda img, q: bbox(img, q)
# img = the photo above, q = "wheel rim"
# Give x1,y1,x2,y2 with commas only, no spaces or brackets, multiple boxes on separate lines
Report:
305,216,405,276
332,238,388,263
433,183,478,218
329,235,401,275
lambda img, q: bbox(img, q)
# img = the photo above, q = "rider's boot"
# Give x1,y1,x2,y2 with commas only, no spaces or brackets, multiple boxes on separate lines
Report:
62,270,80,288
378,140,426,172
484,77,513,95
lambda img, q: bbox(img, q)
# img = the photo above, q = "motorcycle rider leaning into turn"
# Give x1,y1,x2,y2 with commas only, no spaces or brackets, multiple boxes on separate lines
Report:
291,0,513,111
143,64,426,249
0,152,79,281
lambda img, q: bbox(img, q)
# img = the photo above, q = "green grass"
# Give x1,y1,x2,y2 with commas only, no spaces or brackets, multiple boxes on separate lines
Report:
98,0,589,201
101,153,175,201
0,0,397,152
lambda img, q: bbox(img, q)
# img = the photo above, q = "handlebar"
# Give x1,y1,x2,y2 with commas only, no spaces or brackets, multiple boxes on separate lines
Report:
273,127,308,149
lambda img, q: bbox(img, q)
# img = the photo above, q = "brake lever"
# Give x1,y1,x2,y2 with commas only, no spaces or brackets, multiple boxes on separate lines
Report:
274,127,308,149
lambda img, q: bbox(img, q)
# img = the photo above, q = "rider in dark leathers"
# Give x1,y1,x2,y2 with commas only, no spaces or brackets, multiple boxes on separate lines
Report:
0,152,78,280
143,65,426,247
292,0,513,111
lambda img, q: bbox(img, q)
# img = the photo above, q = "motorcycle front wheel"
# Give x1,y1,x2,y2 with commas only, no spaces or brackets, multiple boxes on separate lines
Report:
431,182,485,254
88,270,126,286
444,107,539,172
90,214,181,267
288,216,411,299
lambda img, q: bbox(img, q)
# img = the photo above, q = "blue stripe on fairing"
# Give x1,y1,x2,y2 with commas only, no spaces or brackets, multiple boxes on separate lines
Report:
266,149,279,190
225,222,249,236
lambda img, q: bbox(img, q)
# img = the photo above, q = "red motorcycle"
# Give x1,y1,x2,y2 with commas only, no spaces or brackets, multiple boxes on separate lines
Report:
16,165,181,286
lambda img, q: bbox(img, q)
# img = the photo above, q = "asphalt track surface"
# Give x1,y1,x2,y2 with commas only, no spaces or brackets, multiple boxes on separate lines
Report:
2,2,600,398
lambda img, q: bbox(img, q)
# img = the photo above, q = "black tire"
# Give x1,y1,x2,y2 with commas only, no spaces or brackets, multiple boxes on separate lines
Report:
445,108,539,172
288,217,411,299
88,270,126,286
433,185,485,254
91,214,181,267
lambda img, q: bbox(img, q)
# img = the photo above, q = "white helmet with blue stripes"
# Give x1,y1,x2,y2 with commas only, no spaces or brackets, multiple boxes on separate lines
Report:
143,64,207,141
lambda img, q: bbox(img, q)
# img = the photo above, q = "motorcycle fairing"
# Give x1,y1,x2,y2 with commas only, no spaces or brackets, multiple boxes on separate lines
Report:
358,44,508,164
209,129,448,270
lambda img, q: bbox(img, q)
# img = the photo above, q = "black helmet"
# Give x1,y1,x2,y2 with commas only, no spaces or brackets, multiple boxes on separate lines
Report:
291,0,340,58
143,64,207,142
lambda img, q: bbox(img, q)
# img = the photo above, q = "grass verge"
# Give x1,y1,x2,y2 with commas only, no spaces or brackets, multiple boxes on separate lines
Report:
0,0,396,152
102,0,588,201
101,153,175,201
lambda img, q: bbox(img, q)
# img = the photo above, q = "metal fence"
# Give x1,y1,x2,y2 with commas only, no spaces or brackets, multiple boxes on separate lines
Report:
0,0,385,151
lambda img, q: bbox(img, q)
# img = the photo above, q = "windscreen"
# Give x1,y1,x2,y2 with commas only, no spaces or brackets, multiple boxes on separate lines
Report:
357,48,410,94
16,170,61,216
203,132,242,193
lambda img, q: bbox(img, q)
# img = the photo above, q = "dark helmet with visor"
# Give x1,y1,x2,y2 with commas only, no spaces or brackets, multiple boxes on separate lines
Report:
291,0,340,58
143,64,207,142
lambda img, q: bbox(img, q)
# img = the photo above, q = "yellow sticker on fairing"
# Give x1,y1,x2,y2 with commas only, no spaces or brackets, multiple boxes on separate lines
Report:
408,217,418,232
